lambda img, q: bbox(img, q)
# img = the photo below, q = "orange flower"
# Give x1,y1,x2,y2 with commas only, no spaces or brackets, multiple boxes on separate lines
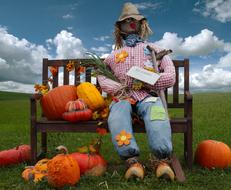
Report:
115,130,132,146
115,50,128,63
96,128,107,136
49,66,58,76
76,66,85,74
34,84,40,92
66,61,75,72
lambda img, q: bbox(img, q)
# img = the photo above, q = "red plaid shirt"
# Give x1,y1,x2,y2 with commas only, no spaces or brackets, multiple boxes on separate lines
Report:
97,42,176,101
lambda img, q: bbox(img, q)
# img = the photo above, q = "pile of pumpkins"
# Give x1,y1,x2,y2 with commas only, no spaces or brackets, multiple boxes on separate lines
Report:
40,82,107,121
22,146,107,188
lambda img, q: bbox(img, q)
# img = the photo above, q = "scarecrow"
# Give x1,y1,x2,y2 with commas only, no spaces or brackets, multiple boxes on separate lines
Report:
97,2,176,180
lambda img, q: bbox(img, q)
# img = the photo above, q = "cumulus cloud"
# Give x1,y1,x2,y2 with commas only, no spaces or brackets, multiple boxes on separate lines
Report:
0,26,49,84
90,46,109,53
46,30,86,59
0,81,34,93
155,29,224,57
194,0,231,23
189,64,231,92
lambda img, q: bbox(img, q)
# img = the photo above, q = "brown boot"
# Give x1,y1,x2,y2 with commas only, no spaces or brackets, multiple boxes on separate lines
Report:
124,157,145,180
150,156,175,181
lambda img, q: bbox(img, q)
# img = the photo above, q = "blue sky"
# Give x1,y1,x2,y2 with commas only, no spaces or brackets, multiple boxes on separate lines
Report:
0,0,231,93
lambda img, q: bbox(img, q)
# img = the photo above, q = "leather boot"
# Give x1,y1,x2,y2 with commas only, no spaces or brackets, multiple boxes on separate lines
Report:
124,157,145,180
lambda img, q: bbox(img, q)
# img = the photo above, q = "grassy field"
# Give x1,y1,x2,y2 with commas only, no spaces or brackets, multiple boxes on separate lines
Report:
0,91,231,190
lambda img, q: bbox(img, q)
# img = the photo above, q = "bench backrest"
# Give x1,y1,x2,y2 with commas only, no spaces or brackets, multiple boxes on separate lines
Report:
42,58,189,109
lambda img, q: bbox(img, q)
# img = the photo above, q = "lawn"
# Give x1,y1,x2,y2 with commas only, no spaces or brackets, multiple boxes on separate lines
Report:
0,91,231,190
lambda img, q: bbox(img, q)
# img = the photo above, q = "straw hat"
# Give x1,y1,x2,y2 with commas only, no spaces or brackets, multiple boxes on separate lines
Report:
116,2,146,23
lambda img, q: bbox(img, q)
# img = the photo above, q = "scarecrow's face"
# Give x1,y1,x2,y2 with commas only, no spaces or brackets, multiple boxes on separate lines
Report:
120,17,140,35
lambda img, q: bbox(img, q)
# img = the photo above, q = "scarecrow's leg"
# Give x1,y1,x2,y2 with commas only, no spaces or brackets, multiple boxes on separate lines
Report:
108,100,140,160
137,97,172,158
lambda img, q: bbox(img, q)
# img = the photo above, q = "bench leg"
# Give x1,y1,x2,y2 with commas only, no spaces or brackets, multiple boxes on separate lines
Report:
41,132,47,154
30,125,37,164
184,121,193,169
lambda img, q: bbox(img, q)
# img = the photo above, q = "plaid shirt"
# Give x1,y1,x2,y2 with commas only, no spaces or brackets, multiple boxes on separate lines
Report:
97,42,176,101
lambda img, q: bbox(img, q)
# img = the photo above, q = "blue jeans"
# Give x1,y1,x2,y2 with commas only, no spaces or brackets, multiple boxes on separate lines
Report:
108,97,172,160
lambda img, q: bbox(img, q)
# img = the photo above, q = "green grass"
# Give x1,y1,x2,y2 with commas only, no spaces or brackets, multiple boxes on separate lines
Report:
0,91,231,190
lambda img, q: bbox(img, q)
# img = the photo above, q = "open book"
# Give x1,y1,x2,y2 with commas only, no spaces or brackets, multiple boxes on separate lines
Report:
126,66,160,85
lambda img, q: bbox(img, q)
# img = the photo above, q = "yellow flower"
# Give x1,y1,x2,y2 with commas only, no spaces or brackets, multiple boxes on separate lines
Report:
34,84,40,92
115,130,132,146
66,61,75,72
115,50,128,63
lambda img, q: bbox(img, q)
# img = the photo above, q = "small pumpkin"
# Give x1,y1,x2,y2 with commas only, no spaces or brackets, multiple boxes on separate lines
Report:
62,108,93,122
41,85,77,120
0,144,31,166
70,152,107,176
77,82,105,111
22,158,49,183
195,140,231,169
47,146,80,188
65,99,86,112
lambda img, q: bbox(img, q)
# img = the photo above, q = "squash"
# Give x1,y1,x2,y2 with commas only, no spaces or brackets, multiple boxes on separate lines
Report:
77,82,105,111
41,85,77,120
62,109,93,122
70,152,107,176
0,144,31,166
195,140,231,169
22,158,49,183
47,146,80,188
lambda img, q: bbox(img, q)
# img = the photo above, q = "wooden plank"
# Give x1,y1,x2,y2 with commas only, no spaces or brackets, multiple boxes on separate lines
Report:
173,66,179,104
63,65,69,85
171,154,186,182
75,61,81,85
42,59,49,85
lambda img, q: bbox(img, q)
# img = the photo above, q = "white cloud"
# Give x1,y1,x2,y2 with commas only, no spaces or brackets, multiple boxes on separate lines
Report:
93,36,110,41
134,2,161,10
155,29,224,57
0,81,34,93
194,0,231,23
62,14,74,19
0,57,9,69
217,52,231,67
0,26,50,84
189,64,231,92
90,46,109,53
46,30,86,59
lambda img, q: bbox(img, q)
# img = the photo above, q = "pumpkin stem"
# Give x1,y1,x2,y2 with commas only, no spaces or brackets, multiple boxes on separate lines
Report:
56,145,69,154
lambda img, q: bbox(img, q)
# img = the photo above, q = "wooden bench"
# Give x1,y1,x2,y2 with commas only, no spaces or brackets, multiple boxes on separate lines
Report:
30,58,192,181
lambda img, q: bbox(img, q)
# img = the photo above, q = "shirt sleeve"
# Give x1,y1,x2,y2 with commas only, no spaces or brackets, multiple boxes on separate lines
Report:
97,75,123,96
144,46,176,91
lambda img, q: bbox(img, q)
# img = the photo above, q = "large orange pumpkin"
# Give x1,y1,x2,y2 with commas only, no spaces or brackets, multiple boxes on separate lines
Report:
40,85,77,120
70,152,107,176
195,140,231,169
47,147,80,188
0,144,31,166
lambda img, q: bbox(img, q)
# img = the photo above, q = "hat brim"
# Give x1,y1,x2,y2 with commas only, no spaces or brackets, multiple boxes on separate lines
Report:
116,14,146,23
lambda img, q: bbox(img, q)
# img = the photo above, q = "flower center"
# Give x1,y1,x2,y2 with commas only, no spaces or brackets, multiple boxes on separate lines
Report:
120,135,127,141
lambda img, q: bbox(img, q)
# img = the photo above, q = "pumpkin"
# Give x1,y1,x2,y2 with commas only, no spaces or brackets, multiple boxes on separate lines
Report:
47,146,80,188
65,99,86,112
22,158,49,183
41,85,77,120
62,108,93,122
0,144,31,166
70,152,107,176
195,140,231,169
77,82,105,111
